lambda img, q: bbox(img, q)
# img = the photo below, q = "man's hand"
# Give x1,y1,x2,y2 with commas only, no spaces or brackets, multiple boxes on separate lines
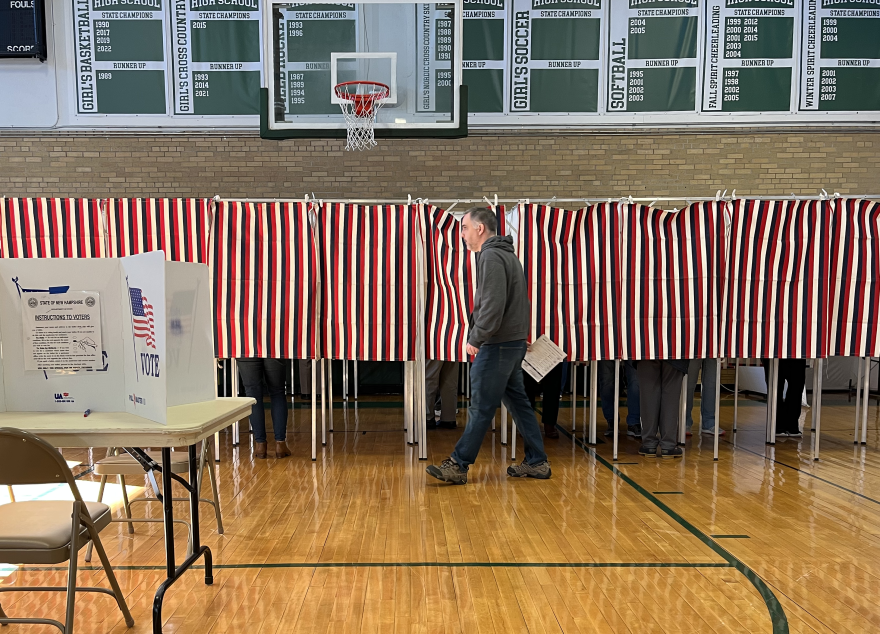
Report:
466,343,480,356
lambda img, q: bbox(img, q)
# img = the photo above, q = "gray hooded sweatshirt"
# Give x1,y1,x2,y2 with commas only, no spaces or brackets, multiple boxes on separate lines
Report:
468,235,530,348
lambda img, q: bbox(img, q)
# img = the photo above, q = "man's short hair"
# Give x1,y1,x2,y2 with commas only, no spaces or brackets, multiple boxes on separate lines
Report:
464,206,497,235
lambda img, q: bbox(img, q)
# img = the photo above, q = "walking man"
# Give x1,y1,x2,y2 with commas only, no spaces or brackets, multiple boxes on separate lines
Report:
427,207,550,484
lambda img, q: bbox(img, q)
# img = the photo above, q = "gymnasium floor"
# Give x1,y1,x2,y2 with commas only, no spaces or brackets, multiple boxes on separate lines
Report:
1,391,879,633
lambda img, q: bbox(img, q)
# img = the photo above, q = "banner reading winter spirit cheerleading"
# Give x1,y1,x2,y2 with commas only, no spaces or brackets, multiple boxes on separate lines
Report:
211,201,318,359
0,198,107,259
319,203,420,361
519,203,620,361
106,198,212,263
722,199,831,359
619,202,727,360
827,198,880,357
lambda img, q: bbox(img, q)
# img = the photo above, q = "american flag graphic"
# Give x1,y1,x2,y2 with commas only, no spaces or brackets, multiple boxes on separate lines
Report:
0,198,107,259
129,287,156,349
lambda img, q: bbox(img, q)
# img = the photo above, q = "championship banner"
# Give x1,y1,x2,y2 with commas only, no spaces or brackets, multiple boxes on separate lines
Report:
106,198,211,263
619,202,727,360
520,203,619,361
827,198,880,357
211,201,318,359
423,205,473,361
0,198,107,259
318,203,420,361
721,199,830,359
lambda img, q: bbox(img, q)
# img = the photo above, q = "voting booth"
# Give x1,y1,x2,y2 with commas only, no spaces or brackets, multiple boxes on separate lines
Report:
0,251,215,424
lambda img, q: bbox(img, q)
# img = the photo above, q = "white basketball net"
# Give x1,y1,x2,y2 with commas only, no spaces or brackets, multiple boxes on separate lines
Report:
335,82,389,151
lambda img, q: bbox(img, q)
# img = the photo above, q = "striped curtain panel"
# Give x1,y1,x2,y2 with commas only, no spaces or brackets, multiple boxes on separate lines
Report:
828,198,880,357
722,199,830,359
423,205,474,361
211,201,318,359
107,198,211,263
520,203,619,361
318,203,421,361
0,198,107,258
620,202,727,360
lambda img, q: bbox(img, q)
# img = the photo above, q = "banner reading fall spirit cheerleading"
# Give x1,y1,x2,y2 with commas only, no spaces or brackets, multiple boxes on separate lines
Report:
702,0,798,112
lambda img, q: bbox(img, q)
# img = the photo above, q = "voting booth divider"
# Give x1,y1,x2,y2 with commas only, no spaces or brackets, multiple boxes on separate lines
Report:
0,251,216,424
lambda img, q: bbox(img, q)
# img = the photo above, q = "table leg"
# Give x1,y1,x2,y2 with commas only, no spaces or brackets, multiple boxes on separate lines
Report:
151,445,214,634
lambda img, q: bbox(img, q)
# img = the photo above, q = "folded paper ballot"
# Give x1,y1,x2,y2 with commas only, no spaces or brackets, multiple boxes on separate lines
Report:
522,335,566,382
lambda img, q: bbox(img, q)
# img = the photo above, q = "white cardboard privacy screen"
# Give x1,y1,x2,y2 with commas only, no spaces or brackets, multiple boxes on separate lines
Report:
0,253,215,424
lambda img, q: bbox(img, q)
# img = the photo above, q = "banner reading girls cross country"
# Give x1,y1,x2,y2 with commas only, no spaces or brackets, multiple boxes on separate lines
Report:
509,0,604,113
172,0,262,115
702,0,798,113
607,0,703,113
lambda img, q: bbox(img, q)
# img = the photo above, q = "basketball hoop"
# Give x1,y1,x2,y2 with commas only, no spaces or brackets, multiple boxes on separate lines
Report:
334,81,390,151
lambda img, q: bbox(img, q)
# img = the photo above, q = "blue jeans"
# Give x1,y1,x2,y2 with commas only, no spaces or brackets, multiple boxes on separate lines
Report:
598,361,641,429
451,341,548,469
238,358,288,443
686,359,717,431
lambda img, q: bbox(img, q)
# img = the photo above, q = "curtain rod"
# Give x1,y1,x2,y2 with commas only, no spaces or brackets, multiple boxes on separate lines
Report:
213,194,879,205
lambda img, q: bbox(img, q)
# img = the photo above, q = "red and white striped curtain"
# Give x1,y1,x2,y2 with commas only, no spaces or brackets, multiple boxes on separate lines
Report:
318,203,421,361
0,198,107,258
722,199,830,359
620,202,728,360
106,198,211,263
422,205,475,361
828,198,880,357
211,201,318,359
519,203,620,361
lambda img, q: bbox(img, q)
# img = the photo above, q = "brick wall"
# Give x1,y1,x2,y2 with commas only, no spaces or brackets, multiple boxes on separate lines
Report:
0,130,877,200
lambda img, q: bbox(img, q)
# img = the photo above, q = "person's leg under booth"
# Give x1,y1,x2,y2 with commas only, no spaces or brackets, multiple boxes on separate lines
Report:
424,359,443,424
262,359,289,443
637,361,684,457
438,361,459,427
780,359,806,435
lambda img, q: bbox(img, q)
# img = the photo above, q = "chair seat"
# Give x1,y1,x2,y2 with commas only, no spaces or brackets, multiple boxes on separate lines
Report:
95,451,189,476
0,500,111,564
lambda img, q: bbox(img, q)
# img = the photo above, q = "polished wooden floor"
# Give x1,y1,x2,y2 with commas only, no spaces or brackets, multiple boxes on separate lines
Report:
2,388,880,633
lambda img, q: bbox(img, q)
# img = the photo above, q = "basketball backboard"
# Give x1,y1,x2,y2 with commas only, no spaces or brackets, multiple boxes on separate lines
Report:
261,0,466,139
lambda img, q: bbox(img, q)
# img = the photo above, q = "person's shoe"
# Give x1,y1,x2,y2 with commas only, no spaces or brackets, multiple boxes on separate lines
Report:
775,430,790,437
507,460,551,479
544,424,559,439
274,441,291,458
685,430,693,438
627,424,642,438
254,441,268,459
660,447,684,459
787,431,803,438
638,445,658,457
437,420,457,430
603,427,614,437
701,427,726,436
426,458,467,485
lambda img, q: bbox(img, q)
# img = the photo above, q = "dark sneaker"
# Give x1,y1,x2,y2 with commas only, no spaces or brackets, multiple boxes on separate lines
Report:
627,424,642,438
427,418,437,429
603,427,614,437
507,460,551,479
426,458,468,484
660,447,683,459
638,445,658,457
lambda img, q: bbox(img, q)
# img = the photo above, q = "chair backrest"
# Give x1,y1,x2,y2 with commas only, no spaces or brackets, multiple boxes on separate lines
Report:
0,428,83,500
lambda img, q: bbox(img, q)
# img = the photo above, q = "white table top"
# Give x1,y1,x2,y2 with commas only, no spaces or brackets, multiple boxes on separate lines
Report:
0,397,255,448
